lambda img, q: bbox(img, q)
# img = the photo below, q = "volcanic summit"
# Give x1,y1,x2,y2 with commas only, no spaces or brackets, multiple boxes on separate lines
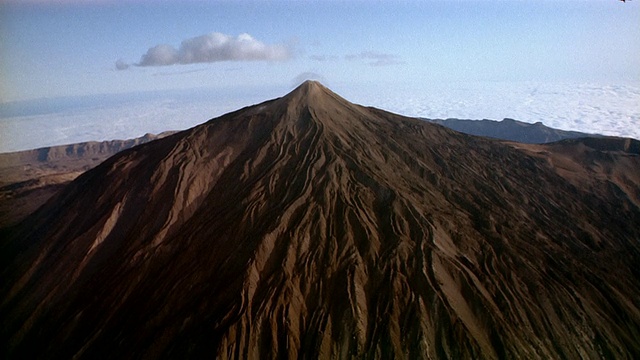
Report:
1,81,639,359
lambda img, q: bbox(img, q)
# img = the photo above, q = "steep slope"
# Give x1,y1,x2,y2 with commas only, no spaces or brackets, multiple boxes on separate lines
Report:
2,81,639,359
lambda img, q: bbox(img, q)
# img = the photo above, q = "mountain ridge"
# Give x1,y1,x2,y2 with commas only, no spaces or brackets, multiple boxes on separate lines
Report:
2,81,639,359
427,117,606,144
0,131,175,227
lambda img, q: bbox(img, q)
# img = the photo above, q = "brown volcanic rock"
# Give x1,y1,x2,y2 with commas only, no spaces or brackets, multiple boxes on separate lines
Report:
1,81,640,359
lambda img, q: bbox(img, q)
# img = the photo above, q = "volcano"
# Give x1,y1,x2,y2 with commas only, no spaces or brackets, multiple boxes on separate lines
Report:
2,81,639,359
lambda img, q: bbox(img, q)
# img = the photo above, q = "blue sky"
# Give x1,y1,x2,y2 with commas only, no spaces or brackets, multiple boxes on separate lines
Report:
1,0,638,102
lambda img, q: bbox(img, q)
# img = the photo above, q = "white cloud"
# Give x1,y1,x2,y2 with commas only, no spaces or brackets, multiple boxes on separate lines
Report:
127,32,290,68
343,82,640,140
0,89,280,153
139,45,179,66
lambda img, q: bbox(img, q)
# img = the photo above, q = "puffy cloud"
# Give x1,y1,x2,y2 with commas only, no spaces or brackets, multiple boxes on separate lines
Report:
133,32,290,67
139,44,179,66
345,51,404,66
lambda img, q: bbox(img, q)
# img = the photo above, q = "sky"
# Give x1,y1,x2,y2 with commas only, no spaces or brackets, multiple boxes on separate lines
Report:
0,0,639,151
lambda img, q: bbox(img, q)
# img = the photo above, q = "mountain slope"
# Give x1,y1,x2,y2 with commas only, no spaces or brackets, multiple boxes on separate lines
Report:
0,132,175,227
2,81,639,359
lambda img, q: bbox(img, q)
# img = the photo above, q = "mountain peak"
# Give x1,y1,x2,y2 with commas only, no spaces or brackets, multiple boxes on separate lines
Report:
279,80,345,110
288,80,328,98
296,79,325,91
2,80,639,359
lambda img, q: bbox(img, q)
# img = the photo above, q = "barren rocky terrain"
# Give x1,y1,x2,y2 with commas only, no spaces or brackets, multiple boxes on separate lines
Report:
1,81,639,359
0,132,174,227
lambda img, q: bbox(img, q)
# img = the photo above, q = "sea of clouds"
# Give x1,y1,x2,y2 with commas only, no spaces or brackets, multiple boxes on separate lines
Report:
1,81,638,153
0,88,278,153
344,81,640,140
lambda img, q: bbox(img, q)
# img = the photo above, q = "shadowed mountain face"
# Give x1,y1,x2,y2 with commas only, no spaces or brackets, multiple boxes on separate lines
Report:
2,81,639,359
427,118,603,144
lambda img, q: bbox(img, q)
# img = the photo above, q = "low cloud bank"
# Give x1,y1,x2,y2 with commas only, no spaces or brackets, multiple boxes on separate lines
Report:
5,82,638,153
117,32,290,69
